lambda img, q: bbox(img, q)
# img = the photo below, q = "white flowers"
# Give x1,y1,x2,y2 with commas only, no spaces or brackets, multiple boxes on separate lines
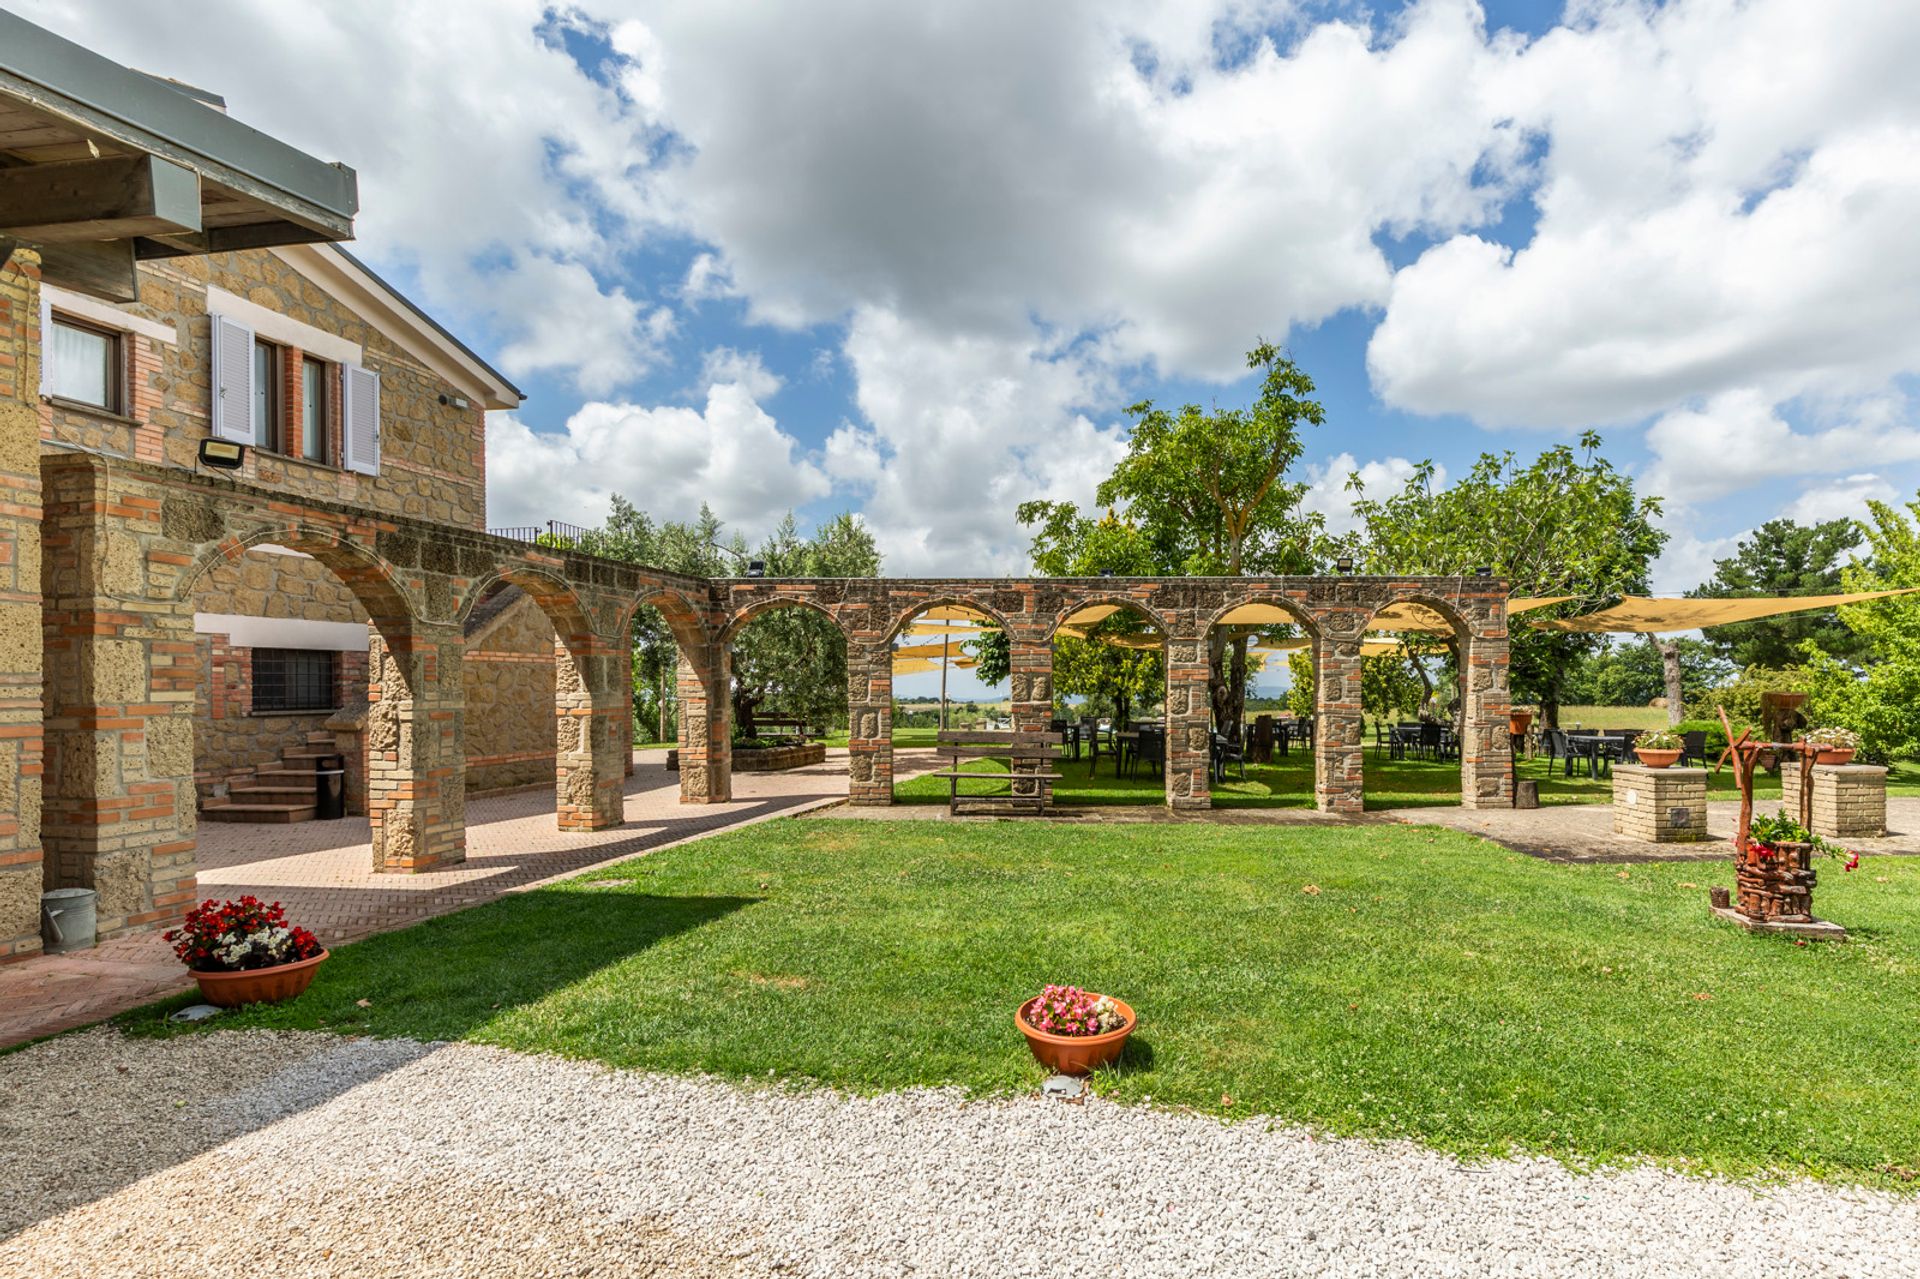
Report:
213,926,298,969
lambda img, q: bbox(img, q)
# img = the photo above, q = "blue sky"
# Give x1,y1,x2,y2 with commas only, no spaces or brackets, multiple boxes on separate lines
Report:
27,1,1920,699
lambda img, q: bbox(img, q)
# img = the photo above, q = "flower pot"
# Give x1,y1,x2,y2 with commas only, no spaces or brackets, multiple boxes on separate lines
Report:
1016,995,1135,1076
1507,711,1533,735
1634,748,1681,769
190,949,329,1008
1815,747,1855,766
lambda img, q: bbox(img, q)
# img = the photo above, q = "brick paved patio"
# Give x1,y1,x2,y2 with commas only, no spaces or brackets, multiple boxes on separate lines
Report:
0,749,935,1049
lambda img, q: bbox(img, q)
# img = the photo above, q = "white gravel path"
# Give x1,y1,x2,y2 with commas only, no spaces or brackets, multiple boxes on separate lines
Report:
4,1028,1916,1278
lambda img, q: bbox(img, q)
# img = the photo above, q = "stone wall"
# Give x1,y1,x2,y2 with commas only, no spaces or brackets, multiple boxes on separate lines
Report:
464,588,557,794
40,249,488,531
0,249,46,959
733,743,826,772
1611,764,1708,843
1783,764,1888,839
191,632,367,801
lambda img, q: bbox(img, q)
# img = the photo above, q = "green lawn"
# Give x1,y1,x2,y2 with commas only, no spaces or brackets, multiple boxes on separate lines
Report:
894,747,1800,809
128,818,1920,1187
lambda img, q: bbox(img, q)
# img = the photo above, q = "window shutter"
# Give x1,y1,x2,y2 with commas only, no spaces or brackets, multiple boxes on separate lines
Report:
343,363,380,475
37,294,52,398
210,314,256,443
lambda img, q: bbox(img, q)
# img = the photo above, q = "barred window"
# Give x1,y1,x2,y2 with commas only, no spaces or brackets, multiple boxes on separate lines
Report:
252,648,337,713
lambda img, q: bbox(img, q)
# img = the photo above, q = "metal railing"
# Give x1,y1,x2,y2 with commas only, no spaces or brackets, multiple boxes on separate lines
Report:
487,520,595,544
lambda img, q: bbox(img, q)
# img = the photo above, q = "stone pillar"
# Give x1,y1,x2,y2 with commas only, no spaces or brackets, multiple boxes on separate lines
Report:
324,705,367,816
1784,764,1887,839
1006,634,1054,805
675,644,731,803
1611,764,1707,842
846,637,892,805
1315,634,1364,814
1164,631,1212,810
367,624,467,871
1461,629,1513,809
39,455,197,939
554,634,626,831
619,641,635,778
0,248,44,958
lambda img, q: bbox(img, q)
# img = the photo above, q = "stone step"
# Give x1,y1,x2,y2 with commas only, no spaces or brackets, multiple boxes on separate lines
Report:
306,731,337,747
255,768,316,786
278,751,335,769
202,802,316,824
230,784,318,803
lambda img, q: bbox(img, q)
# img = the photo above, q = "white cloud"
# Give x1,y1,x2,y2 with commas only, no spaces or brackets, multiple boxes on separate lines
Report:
1644,389,1920,507
699,347,782,400
1301,453,1440,538
485,377,828,536
1784,474,1895,526
1648,526,1740,597
1367,1,1920,427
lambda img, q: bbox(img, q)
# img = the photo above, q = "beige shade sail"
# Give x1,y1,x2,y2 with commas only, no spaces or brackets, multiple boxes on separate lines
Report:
1369,595,1572,633
912,605,995,623
1217,602,1305,625
1060,603,1123,627
1527,588,1920,634
902,621,992,636
891,640,981,659
891,655,978,674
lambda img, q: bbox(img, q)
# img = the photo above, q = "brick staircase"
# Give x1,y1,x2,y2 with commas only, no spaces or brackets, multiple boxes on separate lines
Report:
202,732,338,824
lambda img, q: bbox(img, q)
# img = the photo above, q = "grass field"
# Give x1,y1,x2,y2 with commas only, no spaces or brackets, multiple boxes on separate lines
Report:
129,818,1920,1187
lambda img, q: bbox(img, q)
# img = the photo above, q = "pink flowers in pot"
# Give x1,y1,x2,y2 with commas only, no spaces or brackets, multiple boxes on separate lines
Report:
1023,984,1129,1037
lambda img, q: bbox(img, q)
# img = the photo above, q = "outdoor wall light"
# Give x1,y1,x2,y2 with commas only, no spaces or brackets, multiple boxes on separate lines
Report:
197,438,245,470
746,559,766,578
1335,555,1354,574
1098,567,1115,577
1475,565,1493,577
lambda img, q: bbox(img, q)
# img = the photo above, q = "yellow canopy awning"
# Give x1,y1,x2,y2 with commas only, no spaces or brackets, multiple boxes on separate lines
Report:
892,655,978,674
1060,603,1122,627
912,605,994,623
1527,588,1920,634
902,621,991,636
1217,602,1303,625
1369,596,1572,634
892,640,979,659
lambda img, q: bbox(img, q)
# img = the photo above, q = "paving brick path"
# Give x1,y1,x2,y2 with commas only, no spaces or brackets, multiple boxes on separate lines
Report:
0,749,936,1049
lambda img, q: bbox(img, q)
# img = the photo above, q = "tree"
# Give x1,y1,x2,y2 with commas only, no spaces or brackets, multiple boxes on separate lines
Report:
1563,635,1729,709
1346,432,1667,728
1690,519,1869,667
1801,489,1920,762
1089,341,1330,739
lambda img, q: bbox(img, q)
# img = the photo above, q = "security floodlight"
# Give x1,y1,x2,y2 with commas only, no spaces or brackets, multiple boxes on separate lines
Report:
198,438,245,470
746,560,766,578
1334,555,1354,574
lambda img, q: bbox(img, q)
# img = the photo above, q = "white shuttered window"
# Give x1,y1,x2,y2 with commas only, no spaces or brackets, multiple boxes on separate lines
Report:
343,363,380,475
210,314,256,443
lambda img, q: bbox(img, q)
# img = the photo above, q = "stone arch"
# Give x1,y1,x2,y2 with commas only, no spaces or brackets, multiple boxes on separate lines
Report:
1359,590,1508,811
882,595,1017,644
455,564,595,645
1201,594,1320,643
176,522,417,643
1042,594,1169,641
720,594,847,646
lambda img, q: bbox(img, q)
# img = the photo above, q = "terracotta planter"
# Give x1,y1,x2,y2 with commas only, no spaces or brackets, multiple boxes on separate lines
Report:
1634,748,1681,769
1815,747,1856,766
1016,995,1136,1076
190,949,329,1008
1508,711,1533,735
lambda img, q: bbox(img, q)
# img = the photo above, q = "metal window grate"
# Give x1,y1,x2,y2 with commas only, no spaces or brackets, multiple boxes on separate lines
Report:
252,648,336,713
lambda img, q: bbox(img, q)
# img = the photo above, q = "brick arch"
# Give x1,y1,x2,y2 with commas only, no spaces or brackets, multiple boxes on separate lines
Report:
1363,590,1476,643
614,583,712,655
174,523,417,642
456,564,596,646
1199,593,1320,642
882,594,1018,643
1043,593,1169,641
720,595,847,645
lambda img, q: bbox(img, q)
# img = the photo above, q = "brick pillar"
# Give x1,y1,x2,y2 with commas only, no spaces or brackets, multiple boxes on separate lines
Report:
619,641,634,778
1461,629,1512,809
40,455,198,938
1007,634,1053,804
1316,634,1364,814
675,643,731,803
0,249,46,957
366,625,466,871
554,634,625,831
1164,631,1212,810
846,637,892,805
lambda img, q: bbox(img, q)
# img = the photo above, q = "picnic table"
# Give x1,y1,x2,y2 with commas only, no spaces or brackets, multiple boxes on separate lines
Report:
930,730,1064,815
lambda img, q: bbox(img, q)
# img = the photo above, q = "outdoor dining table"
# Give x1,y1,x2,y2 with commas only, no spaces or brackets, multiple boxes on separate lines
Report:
1564,733,1628,777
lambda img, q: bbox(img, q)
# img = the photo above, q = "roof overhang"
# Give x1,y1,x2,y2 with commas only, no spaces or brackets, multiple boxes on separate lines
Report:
0,11,357,300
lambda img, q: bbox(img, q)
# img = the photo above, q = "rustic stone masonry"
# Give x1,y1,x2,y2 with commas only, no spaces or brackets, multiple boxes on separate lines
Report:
1782,764,1888,840
733,743,827,772
0,250,47,959
1611,764,1708,843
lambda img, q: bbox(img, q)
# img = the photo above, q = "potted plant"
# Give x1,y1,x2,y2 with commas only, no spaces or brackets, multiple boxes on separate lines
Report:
1633,728,1684,769
1508,708,1533,735
1016,983,1136,1076
164,896,328,1008
1804,725,1860,766
1735,808,1859,922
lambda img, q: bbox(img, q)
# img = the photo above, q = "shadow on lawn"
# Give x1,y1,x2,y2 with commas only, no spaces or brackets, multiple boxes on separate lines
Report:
0,892,753,1241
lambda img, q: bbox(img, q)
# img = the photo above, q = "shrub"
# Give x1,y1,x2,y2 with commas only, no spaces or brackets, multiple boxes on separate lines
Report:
1686,664,1814,724
1673,718,1732,757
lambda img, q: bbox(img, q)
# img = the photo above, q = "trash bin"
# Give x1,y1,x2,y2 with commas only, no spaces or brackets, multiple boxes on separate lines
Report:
314,753,347,820
41,887,97,954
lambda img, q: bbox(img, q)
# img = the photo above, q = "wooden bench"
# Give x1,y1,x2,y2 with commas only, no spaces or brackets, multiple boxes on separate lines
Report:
751,715,818,743
929,729,1064,816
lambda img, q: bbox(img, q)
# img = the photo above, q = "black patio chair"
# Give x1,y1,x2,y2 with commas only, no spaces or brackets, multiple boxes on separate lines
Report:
1680,730,1707,767
1211,731,1246,784
1419,722,1443,761
1138,726,1166,777
1372,720,1391,758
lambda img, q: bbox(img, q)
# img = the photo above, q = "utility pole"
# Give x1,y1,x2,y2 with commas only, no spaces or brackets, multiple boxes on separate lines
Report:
939,629,951,729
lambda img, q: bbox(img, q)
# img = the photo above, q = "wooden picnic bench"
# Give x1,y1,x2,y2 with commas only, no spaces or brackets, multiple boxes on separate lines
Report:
752,715,819,743
929,729,1064,816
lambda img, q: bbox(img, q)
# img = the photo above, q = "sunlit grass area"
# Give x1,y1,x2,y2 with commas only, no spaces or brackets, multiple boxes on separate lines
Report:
129,818,1920,1188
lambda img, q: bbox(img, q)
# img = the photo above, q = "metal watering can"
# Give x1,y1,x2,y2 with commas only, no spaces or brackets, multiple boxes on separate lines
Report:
41,888,98,954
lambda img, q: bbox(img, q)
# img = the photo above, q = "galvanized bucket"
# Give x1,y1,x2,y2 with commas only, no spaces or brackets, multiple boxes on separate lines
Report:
41,887,98,954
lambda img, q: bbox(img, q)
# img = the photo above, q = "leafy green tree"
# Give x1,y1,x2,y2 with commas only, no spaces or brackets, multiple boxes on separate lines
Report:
1346,432,1667,728
1362,650,1427,722
1801,489,1920,761
1563,636,1729,709
1690,519,1869,667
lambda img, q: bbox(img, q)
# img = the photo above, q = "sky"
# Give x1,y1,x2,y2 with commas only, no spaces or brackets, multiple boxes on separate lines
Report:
23,0,1920,701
